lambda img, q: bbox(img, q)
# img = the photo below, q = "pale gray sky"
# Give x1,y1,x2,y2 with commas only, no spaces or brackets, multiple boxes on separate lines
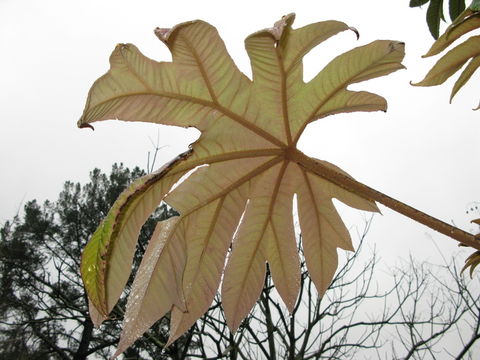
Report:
1,0,479,269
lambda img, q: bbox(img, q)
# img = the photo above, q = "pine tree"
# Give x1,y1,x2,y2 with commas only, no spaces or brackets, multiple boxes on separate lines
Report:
0,164,183,359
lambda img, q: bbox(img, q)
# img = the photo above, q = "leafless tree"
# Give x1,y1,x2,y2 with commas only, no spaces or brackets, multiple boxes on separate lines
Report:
161,218,480,360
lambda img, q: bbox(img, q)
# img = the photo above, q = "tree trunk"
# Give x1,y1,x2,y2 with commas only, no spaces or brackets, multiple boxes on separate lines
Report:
73,318,94,360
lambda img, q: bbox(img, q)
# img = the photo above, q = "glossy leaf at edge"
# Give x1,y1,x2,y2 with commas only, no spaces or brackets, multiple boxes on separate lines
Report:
427,0,445,39
410,0,430,6
449,0,466,20
423,8,479,57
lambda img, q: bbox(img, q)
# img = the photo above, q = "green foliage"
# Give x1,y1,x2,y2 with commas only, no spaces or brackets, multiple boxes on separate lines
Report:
410,0,430,6
413,6,480,109
449,0,467,19
410,0,466,38
427,0,445,39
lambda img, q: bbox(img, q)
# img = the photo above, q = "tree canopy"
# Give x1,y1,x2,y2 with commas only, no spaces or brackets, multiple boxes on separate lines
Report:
0,164,183,359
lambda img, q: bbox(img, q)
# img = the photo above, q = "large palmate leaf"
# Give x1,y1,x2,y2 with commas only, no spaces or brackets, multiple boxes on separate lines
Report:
413,4,480,108
78,14,480,357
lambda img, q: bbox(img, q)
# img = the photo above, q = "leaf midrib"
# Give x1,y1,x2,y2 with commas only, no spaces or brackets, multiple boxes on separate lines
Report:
229,160,289,329
83,91,286,148
182,195,226,303
181,32,219,104
275,41,293,145
128,217,187,330
182,156,283,217
293,45,400,144
170,148,283,174
300,168,327,287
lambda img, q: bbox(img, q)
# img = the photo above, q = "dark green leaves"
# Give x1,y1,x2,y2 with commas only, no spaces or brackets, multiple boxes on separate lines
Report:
427,0,445,39
472,0,480,11
450,0,466,20
410,0,429,6
413,6,480,109
409,0,467,38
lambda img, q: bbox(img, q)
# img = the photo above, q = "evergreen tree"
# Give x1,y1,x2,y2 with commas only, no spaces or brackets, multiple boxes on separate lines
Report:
0,164,183,359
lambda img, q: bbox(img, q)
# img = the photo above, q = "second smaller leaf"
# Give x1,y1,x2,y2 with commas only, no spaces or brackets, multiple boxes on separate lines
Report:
413,7,480,109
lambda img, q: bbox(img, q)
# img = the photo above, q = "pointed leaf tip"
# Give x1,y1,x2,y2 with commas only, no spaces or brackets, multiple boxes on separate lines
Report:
89,299,107,328
461,250,480,278
247,13,296,42
417,8,480,107
154,27,172,43
79,122,95,130
349,26,360,40
154,20,201,44
271,13,295,40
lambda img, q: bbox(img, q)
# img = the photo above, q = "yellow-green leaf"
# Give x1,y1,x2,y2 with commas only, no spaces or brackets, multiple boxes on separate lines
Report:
451,55,480,101
80,150,191,320
414,8,480,108
423,8,480,56
414,36,480,86
461,250,480,277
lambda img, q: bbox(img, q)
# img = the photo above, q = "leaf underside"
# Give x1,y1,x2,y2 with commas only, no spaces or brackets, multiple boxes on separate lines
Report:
461,250,480,277
413,7,480,109
78,14,405,356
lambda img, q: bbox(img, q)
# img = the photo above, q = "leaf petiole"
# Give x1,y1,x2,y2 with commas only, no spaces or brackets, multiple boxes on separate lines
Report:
290,148,480,251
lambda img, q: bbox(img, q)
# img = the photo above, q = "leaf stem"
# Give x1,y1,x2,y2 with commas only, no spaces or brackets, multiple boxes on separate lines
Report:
291,149,480,251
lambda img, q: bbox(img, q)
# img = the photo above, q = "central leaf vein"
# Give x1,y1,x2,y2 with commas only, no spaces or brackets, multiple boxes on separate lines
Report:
182,156,283,217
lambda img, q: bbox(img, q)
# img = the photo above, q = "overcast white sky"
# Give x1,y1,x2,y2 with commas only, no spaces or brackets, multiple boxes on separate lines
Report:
1,0,479,267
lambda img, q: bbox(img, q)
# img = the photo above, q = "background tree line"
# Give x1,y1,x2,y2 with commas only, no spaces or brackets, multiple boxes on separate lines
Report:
1,163,479,359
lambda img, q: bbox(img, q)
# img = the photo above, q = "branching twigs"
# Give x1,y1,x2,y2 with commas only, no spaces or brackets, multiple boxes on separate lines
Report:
173,218,480,359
